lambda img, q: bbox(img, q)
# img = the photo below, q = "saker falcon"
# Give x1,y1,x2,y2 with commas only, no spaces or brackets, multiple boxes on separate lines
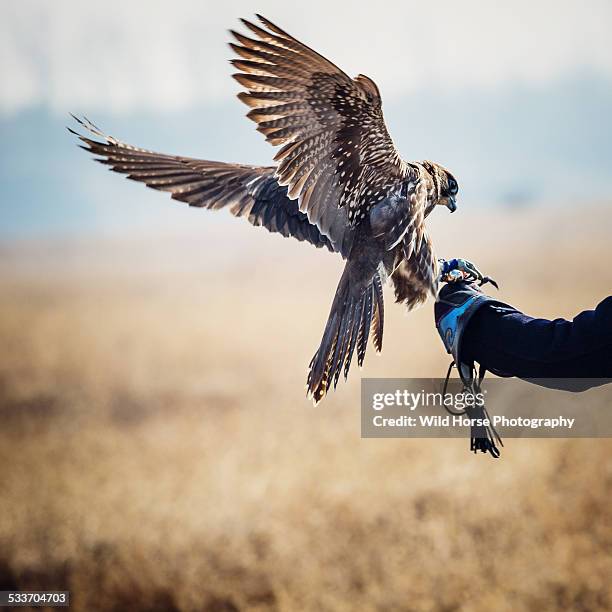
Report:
70,15,464,404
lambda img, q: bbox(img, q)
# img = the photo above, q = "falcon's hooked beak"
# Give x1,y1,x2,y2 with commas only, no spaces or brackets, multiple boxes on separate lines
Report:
446,196,457,213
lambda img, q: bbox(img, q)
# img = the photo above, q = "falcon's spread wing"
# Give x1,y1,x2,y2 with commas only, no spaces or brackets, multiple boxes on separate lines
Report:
231,15,409,234
69,116,334,252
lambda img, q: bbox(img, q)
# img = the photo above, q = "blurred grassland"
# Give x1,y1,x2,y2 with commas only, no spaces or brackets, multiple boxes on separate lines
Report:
0,204,611,611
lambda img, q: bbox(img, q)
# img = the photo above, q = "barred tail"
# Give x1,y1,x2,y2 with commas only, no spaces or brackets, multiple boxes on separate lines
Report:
307,263,384,404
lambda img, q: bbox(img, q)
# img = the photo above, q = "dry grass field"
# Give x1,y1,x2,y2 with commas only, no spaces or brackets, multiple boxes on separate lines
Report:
0,204,611,611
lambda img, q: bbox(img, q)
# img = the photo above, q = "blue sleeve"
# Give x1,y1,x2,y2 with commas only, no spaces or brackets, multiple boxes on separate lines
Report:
461,296,612,389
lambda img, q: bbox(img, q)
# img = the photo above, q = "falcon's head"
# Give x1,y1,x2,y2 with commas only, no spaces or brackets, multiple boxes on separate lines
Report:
422,161,459,213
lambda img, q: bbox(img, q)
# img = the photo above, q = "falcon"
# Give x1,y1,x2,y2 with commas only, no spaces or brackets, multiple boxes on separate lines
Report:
70,15,462,404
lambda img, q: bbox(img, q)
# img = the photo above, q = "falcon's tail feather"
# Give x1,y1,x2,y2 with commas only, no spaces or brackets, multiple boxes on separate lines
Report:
307,262,384,404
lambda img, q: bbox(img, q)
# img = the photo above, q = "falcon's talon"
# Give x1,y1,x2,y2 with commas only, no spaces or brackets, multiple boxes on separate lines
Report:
439,258,498,289
480,276,499,290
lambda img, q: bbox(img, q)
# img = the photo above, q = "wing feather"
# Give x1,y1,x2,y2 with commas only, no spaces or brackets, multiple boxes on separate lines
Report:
69,116,335,252
231,15,409,228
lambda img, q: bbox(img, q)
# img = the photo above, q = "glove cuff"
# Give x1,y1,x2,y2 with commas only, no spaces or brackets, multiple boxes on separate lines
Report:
437,294,490,359
435,283,509,371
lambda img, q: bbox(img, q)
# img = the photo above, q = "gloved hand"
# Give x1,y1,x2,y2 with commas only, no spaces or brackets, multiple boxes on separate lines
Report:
435,277,508,458
435,280,496,363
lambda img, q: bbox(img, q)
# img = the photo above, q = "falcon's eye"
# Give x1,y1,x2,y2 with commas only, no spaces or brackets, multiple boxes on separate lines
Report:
447,177,458,195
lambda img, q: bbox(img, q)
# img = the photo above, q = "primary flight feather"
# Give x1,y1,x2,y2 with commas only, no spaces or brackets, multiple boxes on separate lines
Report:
71,14,460,404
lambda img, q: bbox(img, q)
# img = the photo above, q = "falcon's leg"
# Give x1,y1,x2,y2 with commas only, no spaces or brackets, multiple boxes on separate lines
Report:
438,258,498,289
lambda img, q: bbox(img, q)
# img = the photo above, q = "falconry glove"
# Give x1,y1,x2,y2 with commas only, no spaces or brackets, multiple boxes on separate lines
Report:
435,277,507,457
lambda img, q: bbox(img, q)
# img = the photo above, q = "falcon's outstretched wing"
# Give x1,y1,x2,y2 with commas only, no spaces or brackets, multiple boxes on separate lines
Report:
230,15,410,234
69,116,336,252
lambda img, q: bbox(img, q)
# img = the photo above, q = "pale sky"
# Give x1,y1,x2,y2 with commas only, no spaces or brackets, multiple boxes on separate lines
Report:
1,0,611,237
2,0,612,115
